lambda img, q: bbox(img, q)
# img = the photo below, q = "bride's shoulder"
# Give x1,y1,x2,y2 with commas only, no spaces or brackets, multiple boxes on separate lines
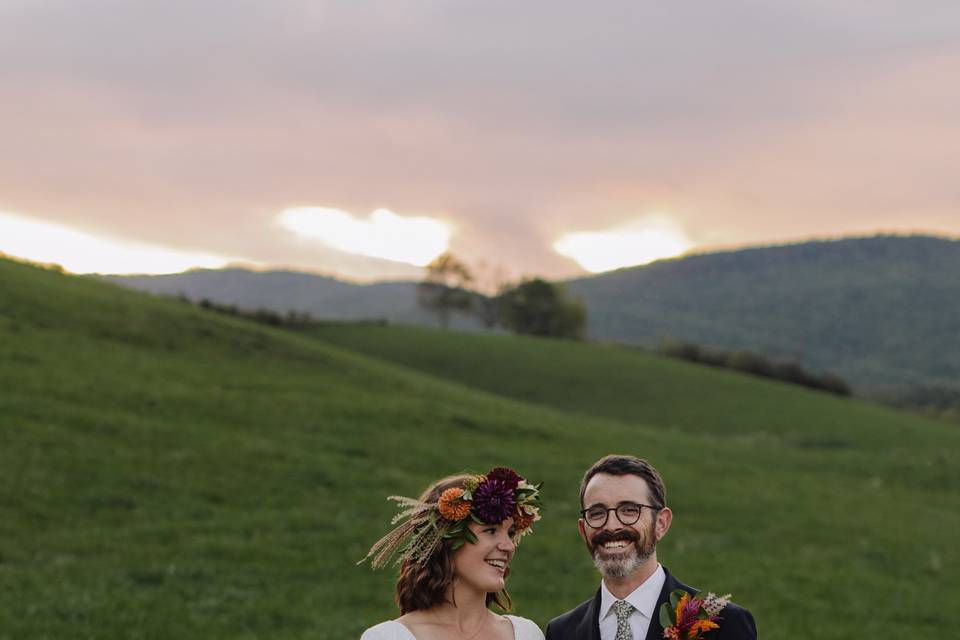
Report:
504,615,545,640
360,620,413,640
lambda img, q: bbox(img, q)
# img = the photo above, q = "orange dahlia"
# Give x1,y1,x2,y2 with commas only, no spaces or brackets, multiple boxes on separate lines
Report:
437,487,471,521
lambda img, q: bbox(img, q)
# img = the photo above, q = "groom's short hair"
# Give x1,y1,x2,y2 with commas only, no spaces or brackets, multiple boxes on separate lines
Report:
579,454,666,509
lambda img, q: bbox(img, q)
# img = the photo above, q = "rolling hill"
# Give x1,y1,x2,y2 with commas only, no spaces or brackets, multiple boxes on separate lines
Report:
106,235,960,398
3,255,958,639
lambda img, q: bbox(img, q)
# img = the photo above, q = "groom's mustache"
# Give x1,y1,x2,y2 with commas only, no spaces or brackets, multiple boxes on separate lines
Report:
590,529,641,548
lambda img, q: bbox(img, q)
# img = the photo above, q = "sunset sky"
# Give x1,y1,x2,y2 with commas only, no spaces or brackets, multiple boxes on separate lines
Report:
1,1,958,280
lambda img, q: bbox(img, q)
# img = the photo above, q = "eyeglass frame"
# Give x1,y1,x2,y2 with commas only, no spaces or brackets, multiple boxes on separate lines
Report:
579,501,662,529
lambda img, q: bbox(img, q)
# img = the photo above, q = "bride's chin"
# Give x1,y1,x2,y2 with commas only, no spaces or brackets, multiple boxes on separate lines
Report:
459,575,505,593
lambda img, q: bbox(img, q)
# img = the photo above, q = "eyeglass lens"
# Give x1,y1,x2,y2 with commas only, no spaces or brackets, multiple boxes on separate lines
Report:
584,503,642,527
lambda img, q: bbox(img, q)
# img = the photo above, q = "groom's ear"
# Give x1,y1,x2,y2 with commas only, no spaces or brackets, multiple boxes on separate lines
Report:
577,517,588,543
655,506,673,542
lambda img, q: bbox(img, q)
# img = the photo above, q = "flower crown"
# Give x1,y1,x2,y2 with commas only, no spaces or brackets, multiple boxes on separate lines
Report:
359,467,543,569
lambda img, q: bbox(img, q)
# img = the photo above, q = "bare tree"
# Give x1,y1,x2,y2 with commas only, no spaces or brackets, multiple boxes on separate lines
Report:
417,252,474,329
471,259,510,329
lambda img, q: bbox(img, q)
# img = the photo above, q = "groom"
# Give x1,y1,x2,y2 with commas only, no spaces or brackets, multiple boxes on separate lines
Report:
545,455,757,640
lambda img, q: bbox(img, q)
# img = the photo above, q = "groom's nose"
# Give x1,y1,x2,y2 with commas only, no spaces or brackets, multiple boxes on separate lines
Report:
601,513,623,531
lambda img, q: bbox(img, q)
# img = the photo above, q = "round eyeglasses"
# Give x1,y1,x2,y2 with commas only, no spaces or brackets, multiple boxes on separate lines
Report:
580,501,660,528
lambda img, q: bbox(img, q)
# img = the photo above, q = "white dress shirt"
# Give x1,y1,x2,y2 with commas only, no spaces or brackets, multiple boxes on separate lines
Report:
598,564,666,640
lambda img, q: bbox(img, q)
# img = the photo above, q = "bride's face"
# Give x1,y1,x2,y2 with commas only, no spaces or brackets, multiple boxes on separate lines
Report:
452,517,517,594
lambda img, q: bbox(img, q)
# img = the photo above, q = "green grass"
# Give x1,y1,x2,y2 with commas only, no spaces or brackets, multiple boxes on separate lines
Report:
1,257,958,639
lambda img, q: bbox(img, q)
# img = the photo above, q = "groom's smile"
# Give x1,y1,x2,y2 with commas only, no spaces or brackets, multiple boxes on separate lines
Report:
602,540,632,553
602,541,630,551
591,530,641,557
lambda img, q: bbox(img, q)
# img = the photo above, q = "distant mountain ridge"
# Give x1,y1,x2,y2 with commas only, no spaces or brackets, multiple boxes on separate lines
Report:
102,268,482,329
105,234,960,394
566,234,960,393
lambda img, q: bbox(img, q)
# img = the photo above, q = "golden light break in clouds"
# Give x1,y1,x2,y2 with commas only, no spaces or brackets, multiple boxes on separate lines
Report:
276,207,452,267
0,210,248,275
553,216,694,273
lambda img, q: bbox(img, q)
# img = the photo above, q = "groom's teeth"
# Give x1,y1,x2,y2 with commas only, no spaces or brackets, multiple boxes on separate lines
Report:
603,541,630,549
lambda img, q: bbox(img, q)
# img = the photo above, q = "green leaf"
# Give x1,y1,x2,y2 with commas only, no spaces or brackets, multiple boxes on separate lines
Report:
659,601,676,629
464,528,478,544
450,538,465,551
462,490,472,501
669,589,684,610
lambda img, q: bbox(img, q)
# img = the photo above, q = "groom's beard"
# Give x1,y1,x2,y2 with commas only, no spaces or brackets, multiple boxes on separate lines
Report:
588,525,657,579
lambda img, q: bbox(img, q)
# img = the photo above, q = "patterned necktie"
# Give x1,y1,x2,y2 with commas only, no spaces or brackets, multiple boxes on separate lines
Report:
613,600,635,640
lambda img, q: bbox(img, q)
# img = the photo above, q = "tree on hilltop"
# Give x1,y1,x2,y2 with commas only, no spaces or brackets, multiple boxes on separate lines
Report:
497,278,586,340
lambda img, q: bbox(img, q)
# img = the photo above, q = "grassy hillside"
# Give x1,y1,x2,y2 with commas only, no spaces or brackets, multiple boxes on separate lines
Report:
304,324,919,448
2,257,958,639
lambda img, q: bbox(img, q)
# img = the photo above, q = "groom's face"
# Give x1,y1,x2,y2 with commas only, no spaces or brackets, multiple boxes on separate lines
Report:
578,473,666,579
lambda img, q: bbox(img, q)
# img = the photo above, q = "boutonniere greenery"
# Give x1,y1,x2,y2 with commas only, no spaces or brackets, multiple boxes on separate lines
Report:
659,589,731,639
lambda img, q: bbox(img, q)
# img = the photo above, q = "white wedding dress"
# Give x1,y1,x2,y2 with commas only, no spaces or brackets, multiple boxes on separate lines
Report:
361,615,544,640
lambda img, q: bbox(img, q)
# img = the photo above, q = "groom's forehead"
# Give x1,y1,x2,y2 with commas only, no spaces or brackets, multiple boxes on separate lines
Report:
582,472,652,506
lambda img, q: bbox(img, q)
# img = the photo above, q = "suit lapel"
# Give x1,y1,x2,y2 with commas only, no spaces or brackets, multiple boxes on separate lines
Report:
575,588,603,640
645,568,692,640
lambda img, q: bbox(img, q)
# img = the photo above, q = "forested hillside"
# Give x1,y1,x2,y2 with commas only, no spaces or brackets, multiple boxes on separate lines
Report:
568,235,960,396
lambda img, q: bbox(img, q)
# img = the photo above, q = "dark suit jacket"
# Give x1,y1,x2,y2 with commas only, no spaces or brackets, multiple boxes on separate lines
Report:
545,567,757,640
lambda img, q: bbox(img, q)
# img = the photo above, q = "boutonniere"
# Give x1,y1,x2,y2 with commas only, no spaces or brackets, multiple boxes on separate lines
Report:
659,589,730,639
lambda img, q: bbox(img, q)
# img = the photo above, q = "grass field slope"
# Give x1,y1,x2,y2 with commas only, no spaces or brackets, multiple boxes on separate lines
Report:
2,257,958,639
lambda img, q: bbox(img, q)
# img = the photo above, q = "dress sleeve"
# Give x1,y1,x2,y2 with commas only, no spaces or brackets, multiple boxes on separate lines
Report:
359,627,382,640
507,615,546,640
360,621,408,640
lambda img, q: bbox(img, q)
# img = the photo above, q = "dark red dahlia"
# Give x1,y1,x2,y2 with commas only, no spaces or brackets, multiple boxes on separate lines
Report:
472,479,517,524
486,466,522,489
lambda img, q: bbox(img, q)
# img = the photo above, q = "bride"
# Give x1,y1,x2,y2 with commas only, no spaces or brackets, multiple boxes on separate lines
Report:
360,467,545,640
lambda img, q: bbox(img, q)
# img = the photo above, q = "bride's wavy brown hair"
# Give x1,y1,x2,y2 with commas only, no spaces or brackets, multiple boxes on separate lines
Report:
395,474,513,614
